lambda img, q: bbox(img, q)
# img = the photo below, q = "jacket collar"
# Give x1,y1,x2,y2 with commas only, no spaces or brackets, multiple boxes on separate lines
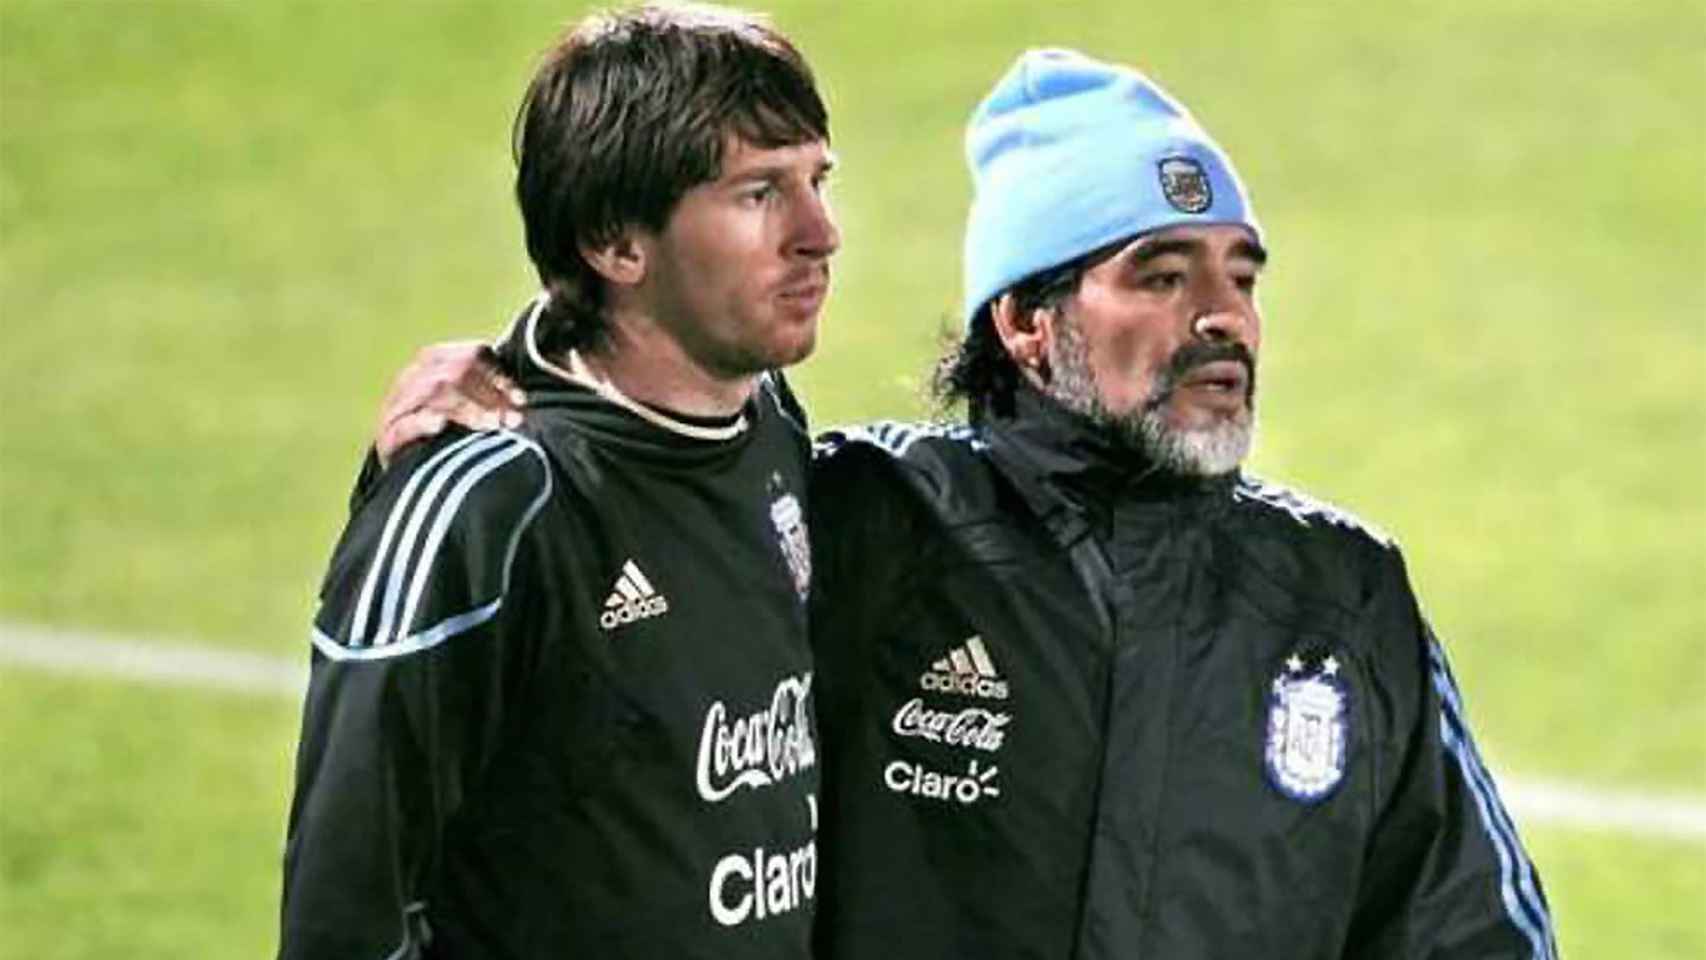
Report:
490,298,765,470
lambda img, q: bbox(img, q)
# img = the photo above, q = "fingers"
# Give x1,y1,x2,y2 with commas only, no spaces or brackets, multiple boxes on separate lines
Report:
378,411,448,468
374,341,529,467
378,398,524,466
382,342,517,418
439,392,524,433
458,345,528,413
378,343,469,426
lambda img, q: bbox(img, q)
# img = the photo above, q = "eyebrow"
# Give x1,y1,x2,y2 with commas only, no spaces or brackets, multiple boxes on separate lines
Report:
1233,238,1269,266
1129,235,1269,267
723,152,837,186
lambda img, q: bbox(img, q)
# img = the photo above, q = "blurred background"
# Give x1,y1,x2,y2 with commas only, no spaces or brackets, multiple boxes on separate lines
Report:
1,0,1701,955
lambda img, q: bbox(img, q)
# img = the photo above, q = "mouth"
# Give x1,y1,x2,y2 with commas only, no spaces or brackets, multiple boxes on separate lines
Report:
1176,359,1250,398
776,273,830,316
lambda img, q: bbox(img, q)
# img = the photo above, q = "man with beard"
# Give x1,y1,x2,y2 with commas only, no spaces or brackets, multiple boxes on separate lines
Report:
280,6,834,958
806,49,1556,958
371,46,1555,960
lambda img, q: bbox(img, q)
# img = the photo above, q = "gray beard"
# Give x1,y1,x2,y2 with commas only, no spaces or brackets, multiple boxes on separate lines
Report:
1046,318,1254,478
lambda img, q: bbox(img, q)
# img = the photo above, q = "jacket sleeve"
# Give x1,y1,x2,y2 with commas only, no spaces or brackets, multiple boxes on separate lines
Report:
347,446,385,515
1345,546,1559,959
279,430,553,960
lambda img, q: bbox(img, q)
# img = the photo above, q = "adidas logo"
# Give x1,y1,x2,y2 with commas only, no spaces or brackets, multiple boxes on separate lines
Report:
600,559,670,631
920,635,1009,700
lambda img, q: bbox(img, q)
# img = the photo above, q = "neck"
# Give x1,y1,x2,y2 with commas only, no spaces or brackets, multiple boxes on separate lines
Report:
519,295,752,441
579,306,757,418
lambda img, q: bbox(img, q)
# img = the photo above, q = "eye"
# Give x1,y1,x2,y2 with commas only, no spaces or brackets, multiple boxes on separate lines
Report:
1233,272,1259,295
1138,270,1186,293
739,182,777,206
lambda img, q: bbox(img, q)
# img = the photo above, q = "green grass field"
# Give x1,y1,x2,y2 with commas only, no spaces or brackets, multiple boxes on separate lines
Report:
3,0,1702,956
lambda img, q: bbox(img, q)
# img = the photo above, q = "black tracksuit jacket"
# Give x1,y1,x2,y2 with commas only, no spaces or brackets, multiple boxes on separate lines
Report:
279,309,819,959
808,387,1557,959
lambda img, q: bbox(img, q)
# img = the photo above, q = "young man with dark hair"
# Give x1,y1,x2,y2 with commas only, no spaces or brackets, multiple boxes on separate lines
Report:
279,5,836,958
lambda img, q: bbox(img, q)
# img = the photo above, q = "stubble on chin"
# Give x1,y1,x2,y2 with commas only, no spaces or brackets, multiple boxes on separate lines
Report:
692,312,820,379
721,328,817,376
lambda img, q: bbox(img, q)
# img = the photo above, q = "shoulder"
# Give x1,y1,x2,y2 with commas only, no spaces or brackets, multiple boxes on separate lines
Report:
1229,474,1396,553
756,370,810,437
809,420,995,537
366,430,554,549
813,420,988,489
313,430,553,660
1223,474,1416,618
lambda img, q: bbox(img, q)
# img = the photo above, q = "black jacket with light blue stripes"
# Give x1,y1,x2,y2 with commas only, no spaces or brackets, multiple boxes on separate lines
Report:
807,386,1557,959
279,322,819,959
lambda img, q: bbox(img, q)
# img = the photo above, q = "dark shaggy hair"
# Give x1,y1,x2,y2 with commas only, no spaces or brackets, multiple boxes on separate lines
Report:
931,240,1125,420
513,3,829,353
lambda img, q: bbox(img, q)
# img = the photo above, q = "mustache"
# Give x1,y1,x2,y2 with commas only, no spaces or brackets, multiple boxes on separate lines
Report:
1146,340,1257,409
779,264,830,288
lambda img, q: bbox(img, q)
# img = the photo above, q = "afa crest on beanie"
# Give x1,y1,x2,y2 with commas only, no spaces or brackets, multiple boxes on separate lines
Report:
961,49,1262,325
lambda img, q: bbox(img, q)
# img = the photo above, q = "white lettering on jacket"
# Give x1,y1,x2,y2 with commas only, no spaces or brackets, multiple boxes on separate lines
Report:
883,758,1002,805
709,795,818,927
890,697,1010,753
696,673,815,803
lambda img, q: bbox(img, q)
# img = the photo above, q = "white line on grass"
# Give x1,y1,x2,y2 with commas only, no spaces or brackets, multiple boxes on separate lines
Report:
0,621,307,698
1498,777,1706,841
3,621,1703,841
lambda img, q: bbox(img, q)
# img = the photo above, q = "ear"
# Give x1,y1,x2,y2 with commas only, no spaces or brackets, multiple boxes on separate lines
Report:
989,293,1056,387
578,228,648,288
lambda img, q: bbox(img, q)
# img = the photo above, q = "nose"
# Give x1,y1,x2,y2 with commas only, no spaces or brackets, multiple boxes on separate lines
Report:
1192,309,1246,341
1189,276,1257,346
789,191,840,261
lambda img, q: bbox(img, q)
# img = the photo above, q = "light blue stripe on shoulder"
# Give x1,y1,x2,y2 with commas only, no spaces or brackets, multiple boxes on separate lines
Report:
349,432,492,647
395,437,541,638
311,597,504,663
1231,477,1394,545
375,433,522,644
822,420,983,458
319,431,553,661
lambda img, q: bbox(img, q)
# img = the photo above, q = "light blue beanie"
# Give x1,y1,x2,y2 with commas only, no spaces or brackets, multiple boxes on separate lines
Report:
962,49,1262,325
